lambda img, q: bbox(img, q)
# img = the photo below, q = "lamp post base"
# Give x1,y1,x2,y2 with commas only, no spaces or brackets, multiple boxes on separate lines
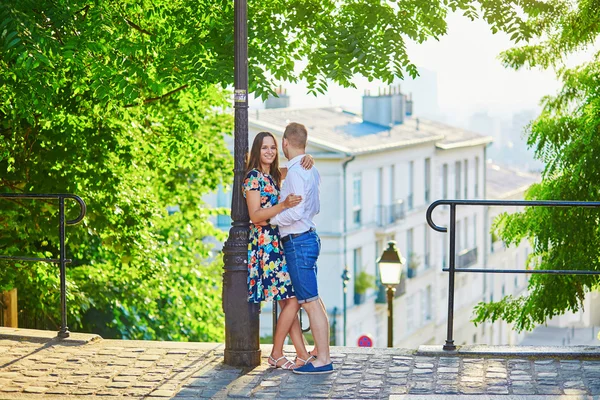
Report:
224,349,262,367
443,341,456,351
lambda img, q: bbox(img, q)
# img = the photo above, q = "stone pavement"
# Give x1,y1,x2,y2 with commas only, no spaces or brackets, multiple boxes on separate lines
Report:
1,328,600,399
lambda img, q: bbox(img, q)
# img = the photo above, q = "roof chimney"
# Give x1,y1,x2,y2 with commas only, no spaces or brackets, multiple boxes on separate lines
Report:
362,85,406,127
406,93,414,117
265,87,290,109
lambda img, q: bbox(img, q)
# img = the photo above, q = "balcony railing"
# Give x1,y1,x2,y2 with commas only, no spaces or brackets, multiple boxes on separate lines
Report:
457,247,478,268
375,201,405,227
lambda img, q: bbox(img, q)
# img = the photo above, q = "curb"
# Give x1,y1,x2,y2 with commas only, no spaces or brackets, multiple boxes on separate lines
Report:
418,344,600,358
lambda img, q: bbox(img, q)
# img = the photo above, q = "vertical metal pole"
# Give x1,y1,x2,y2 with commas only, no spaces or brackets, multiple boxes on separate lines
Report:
57,197,70,338
223,0,261,367
332,306,338,346
387,286,395,347
342,265,349,346
443,204,457,350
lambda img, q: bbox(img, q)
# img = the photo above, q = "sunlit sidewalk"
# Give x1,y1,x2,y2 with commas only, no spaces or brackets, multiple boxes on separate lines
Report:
0,328,600,399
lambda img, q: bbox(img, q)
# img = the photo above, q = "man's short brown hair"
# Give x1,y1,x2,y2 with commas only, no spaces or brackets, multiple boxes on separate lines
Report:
283,122,308,149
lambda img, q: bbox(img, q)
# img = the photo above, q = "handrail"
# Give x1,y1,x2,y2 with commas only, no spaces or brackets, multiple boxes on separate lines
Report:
426,199,600,351
0,193,87,338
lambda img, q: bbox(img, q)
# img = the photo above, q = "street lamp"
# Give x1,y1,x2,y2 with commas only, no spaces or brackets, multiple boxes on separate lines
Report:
377,241,405,348
341,265,351,346
222,0,261,367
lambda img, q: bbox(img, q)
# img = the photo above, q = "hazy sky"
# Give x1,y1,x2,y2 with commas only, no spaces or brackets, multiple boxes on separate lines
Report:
249,11,576,124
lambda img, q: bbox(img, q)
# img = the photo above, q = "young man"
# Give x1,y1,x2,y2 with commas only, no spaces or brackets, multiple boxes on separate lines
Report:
269,122,333,374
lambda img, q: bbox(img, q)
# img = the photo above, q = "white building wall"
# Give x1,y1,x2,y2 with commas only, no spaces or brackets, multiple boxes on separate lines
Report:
205,119,545,348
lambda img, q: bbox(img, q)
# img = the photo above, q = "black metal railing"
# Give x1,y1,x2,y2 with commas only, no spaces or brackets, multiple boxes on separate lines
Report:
426,199,600,351
0,194,86,338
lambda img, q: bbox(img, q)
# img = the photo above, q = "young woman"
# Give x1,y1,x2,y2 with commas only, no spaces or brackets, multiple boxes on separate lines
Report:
243,131,316,370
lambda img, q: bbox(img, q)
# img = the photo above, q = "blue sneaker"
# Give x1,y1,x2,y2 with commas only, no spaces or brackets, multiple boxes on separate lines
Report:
292,362,334,375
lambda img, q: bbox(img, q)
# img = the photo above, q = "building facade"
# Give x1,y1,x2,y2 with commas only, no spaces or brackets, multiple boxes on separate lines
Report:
206,90,542,348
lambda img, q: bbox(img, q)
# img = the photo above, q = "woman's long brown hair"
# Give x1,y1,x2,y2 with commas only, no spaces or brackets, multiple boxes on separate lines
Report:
246,131,282,187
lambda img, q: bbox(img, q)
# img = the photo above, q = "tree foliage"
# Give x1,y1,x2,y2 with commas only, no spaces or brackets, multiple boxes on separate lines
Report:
1,0,535,340
473,0,600,331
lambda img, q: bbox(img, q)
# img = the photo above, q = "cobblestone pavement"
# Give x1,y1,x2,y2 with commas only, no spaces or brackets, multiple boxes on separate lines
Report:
0,330,600,399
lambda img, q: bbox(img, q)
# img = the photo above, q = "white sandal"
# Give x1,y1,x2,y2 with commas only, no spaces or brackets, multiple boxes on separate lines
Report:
268,355,296,370
295,354,317,366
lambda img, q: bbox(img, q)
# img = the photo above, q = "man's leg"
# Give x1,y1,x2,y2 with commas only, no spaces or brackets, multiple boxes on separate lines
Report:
308,298,327,358
301,299,331,366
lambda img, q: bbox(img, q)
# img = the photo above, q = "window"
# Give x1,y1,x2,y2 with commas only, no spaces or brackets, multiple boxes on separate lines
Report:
442,163,448,199
216,185,232,228
464,217,468,250
455,161,461,199
422,286,432,323
353,173,362,225
490,217,498,253
424,158,431,203
464,159,469,199
376,168,384,226
407,228,414,264
475,157,480,198
441,236,447,269
389,165,395,205
375,240,383,283
408,161,414,210
406,295,415,332
473,214,477,247
456,220,461,252
424,224,430,269
376,168,383,207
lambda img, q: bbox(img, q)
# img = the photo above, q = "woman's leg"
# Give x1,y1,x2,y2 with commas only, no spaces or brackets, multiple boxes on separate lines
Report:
283,298,313,366
271,298,310,363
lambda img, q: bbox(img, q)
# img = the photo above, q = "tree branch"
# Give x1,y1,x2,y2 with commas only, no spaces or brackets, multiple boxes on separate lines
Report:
124,84,189,108
125,18,153,36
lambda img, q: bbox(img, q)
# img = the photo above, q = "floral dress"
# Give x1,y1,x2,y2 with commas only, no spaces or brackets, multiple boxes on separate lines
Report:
243,169,295,303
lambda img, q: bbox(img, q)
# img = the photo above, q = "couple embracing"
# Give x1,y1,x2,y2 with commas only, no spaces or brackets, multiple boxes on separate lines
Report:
243,122,333,375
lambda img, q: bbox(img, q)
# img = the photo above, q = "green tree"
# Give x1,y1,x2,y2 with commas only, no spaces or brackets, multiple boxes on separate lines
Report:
473,0,600,332
1,0,535,340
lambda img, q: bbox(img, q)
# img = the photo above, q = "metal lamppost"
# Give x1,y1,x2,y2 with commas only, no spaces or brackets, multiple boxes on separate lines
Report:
222,0,261,367
341,265,351,346
377,241,405,348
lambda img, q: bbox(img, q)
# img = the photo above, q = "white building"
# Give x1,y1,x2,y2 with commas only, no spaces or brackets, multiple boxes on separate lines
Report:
206,90,542,348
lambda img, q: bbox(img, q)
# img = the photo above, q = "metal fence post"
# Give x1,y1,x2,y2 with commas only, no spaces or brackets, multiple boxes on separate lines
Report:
444,204,457,351
57,196,70,338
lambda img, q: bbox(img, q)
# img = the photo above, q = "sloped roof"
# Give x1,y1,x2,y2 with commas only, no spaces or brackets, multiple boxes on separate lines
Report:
249,106,492,156
486,163,540,199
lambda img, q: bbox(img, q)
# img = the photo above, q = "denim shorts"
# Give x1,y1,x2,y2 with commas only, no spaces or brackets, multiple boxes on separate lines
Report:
282,230,321,304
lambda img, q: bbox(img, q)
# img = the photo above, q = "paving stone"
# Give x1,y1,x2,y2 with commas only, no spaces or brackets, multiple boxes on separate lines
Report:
150,389,176,397
486,385,509,394
512,386,537,395
0,386,21,392
536,385,562,395
412,368,433,374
